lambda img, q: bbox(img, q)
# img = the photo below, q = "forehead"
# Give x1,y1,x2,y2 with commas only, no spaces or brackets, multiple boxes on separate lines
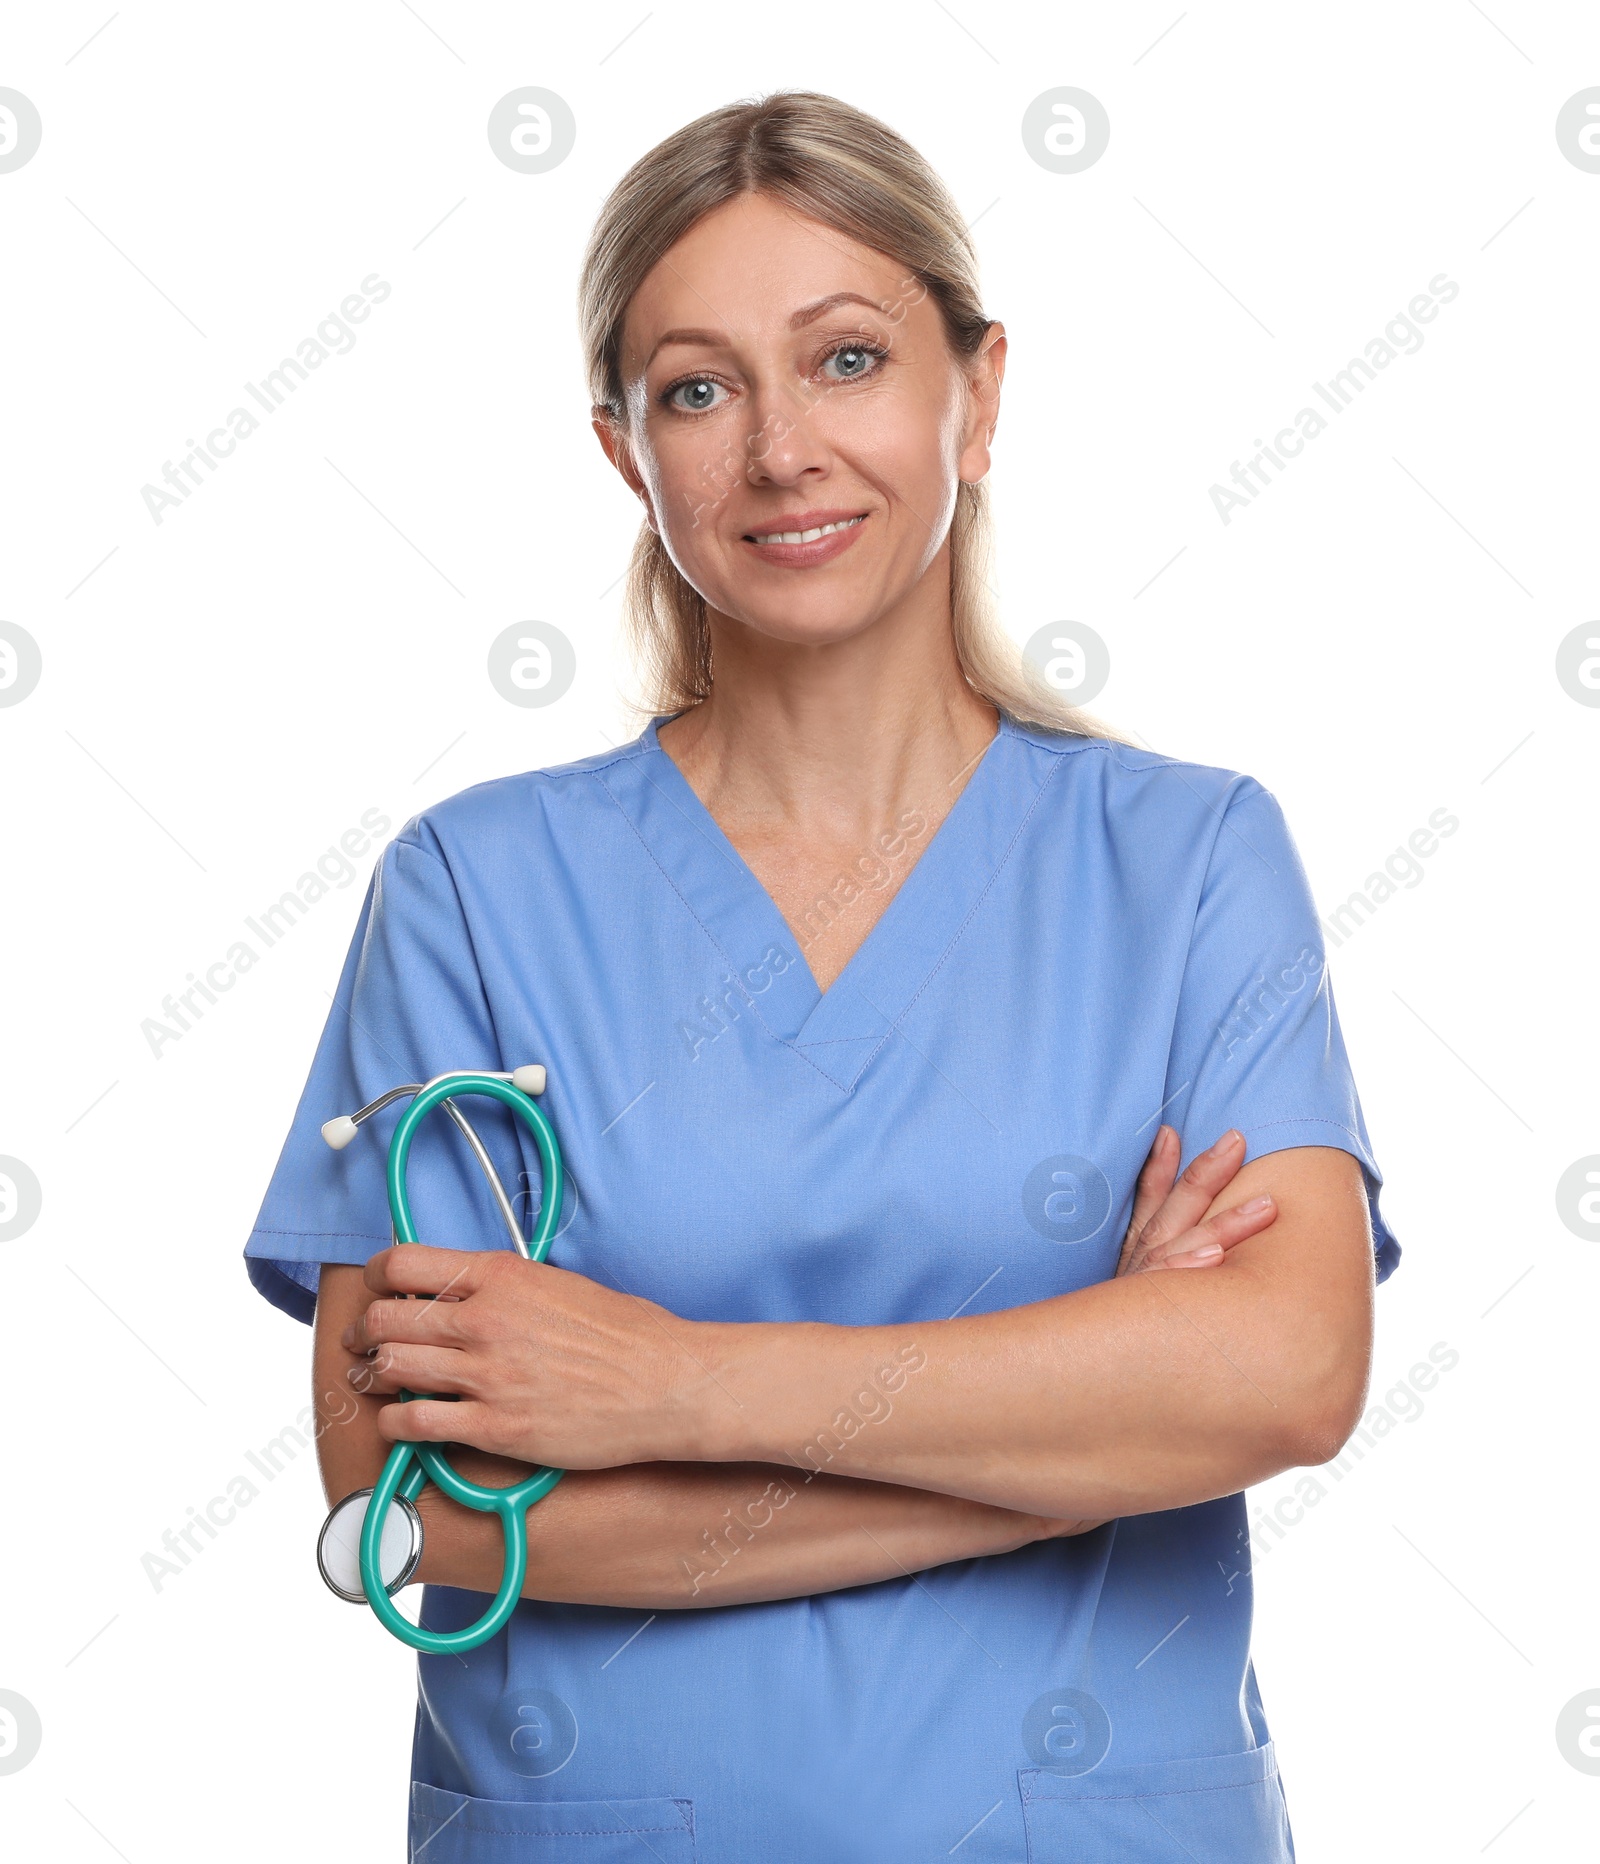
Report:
618,192,922,374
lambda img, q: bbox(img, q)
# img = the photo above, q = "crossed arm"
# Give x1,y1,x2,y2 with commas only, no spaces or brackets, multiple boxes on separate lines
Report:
311,1129,1375,1610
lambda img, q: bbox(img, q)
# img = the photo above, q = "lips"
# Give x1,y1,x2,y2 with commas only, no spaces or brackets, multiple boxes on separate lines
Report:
740,509,870,569
742,509,868,545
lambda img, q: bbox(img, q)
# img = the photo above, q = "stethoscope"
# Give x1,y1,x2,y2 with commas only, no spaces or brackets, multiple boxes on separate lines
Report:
313,1065,566,1655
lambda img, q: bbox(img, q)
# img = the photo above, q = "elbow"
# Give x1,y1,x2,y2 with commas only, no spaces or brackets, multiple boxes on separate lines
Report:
1277,1412,1354,1472
1273,1369,1369,1471
1264,1297,1374,1473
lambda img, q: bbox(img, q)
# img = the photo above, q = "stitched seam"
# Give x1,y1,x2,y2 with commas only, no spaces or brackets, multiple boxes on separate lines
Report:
394,747,654,869
1024,1777,1269,1805
250,1228,391,1240
530,741,653,782
629,750,752,879
404,833,507,1066
1245,1123,1387,1197
840,750,1069,1091
592,770,842,1094
1238,1118,1379,1163
734,722,1017,1093
446,1824,684,1837
426,1795,693,1839
1010,730,1251,786
1249,1116,1362,1134
601,759,850,1092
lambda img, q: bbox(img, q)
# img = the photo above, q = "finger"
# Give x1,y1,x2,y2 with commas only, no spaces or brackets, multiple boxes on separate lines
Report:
1132,1129,1248,1256
345,1343,474,1398
363,1244,489,1301
343,1293,469,1354
1128,1126,1180,1240
1158,1193,1277,1268
1160,1242,1225,1268
1115,1127,1180,1274
376,1395,500,1450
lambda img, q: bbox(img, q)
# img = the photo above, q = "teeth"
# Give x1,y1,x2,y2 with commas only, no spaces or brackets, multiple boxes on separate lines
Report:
751,515,865,546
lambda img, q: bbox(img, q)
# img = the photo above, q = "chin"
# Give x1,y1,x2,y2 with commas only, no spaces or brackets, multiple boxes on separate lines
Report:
725,600,888,649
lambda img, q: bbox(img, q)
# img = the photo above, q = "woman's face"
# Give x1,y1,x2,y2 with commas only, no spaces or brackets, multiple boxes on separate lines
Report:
600,190,1005,650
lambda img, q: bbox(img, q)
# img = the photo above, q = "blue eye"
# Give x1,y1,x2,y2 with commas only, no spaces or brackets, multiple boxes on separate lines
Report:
822,342,886,381
666,378,727,414
659,341,887,414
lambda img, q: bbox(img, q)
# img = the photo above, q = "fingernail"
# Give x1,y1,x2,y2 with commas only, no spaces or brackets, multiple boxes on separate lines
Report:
1207,1129,1244,1157
1238,1194,1273,1214
1179,1242,1224,1263
339,1325,354,1349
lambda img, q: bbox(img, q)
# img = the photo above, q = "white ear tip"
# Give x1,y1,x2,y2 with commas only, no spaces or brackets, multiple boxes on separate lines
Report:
321,1115,359,1151
511,1064,546,1096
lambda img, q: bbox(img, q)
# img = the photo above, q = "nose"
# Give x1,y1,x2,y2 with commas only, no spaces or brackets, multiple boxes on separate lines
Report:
738,375,833,489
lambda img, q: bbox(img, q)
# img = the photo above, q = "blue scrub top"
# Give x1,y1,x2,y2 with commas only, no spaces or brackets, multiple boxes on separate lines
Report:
246,714,1397,1864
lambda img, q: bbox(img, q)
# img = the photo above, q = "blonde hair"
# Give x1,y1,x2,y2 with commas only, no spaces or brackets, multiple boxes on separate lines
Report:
577,89,1121,741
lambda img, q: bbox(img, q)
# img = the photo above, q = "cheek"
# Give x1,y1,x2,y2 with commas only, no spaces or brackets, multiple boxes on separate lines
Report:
645,422,751,552
854,388,966,536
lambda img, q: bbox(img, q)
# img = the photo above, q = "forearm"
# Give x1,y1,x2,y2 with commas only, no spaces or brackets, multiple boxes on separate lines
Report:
692,1278,1286,1520
343,1149,1373,1533
313,1264,1067,1611
684,1156,1374,1520
413,1453,1068,1610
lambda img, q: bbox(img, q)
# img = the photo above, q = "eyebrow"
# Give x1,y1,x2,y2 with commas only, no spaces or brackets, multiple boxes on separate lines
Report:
643,292,891,370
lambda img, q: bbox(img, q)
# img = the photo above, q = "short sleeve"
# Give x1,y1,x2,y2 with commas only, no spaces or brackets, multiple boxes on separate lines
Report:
1163,780,1400,1282
244,830,535,1324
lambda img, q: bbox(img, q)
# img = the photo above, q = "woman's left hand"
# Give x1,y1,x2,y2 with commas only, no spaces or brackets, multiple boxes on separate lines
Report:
1115,1125,1278,1276
341,1246,698,1470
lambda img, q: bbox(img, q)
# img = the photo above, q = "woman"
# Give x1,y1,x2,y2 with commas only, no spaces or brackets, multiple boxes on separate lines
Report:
246,91,1397,1863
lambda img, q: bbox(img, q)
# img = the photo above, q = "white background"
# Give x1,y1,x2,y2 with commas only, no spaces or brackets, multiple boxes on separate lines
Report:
2,2,1596,1858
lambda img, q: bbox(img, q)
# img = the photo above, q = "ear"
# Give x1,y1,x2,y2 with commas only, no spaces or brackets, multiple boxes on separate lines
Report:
956,324,1007,486
592,407,660,534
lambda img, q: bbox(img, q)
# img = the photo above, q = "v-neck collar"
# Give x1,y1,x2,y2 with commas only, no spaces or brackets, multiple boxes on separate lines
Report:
594,712,1061,1092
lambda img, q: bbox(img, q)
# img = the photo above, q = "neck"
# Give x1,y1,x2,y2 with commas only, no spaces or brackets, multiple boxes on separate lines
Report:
657,557,999,840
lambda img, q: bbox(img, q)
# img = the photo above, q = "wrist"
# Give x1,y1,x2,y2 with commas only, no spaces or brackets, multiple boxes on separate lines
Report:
655,1318,765,1463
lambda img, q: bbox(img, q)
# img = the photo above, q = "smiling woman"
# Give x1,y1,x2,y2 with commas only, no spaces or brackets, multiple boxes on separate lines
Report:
578,104,1120,744
245,89,1398,1864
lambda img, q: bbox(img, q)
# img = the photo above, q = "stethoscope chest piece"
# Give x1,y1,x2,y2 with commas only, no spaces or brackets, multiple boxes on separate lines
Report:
318,1486,424,1603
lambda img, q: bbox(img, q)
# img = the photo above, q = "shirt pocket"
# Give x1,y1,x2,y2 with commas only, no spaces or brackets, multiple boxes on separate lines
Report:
1019,1741,1293,1863
410,1783,696,1862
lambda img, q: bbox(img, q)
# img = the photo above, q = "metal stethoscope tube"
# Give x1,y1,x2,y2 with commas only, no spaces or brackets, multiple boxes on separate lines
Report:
323,1067,546,1255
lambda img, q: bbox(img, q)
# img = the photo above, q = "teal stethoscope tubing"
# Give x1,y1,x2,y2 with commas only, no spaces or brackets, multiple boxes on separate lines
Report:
358,1072,565,1654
